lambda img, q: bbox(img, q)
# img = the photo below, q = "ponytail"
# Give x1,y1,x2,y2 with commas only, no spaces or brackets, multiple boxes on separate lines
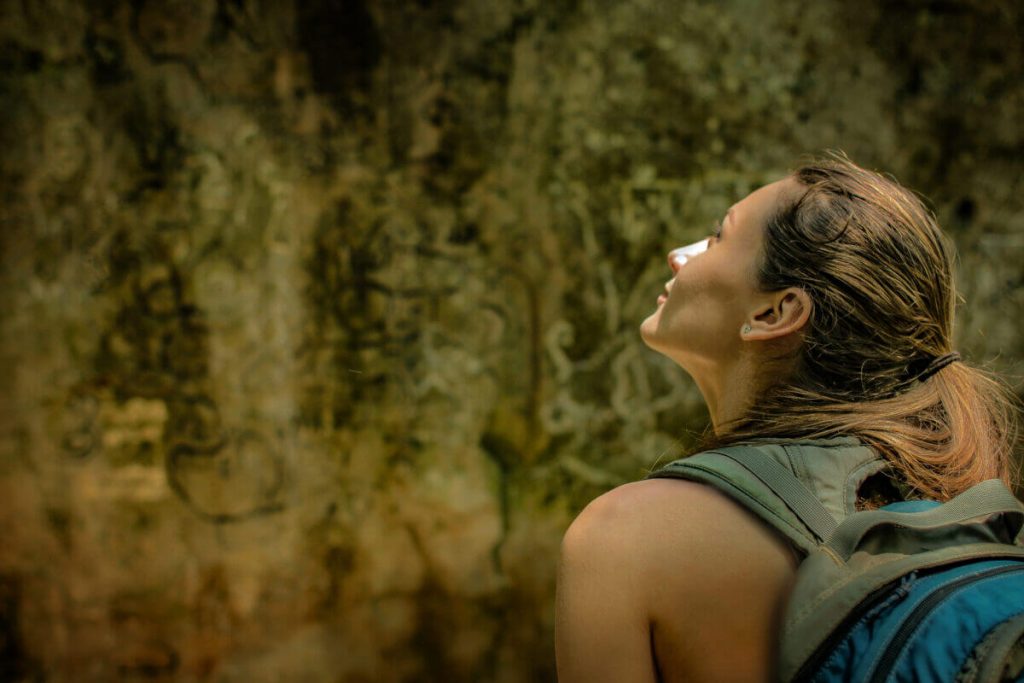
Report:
713,361,1019,501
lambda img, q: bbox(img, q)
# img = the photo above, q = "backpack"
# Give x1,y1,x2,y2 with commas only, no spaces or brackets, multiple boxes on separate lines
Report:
646,439,1024,682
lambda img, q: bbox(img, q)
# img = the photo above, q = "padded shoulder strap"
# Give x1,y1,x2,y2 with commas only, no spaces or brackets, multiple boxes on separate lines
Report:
647,443,839,554
711,445,838,544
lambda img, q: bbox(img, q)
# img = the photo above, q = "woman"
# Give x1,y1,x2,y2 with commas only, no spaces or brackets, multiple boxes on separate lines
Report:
555,155,1020,682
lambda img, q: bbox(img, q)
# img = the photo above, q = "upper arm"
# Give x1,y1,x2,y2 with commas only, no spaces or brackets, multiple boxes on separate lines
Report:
555,478,798,683
555,482,661,683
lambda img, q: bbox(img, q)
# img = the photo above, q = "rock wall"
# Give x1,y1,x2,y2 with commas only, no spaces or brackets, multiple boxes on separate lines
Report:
1,0,1023,681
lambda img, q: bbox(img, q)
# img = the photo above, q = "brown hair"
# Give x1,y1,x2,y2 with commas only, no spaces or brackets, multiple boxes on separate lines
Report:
711,154,1020,501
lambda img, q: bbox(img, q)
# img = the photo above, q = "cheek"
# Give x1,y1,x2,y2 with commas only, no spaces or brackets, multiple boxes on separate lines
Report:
665,270,747,329
669,265,721,310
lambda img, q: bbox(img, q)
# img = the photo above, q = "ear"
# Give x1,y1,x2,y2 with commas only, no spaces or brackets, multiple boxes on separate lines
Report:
741,288,811,341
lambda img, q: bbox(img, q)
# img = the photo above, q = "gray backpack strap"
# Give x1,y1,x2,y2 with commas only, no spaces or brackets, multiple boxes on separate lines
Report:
712,445,838,544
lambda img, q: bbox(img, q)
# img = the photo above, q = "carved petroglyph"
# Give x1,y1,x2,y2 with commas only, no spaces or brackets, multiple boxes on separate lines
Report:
167,428,285,523
60,391,101,460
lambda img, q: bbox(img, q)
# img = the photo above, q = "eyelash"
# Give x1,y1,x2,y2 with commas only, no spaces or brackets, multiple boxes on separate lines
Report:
711,220,723,240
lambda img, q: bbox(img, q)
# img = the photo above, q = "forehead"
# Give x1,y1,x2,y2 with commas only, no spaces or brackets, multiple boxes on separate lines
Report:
734,178,792,217
729,177,794,238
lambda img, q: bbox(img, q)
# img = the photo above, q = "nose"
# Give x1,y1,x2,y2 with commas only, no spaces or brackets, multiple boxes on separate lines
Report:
668,238,709,272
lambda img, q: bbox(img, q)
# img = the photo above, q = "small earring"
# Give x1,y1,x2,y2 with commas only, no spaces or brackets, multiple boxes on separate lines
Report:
742,324,751,334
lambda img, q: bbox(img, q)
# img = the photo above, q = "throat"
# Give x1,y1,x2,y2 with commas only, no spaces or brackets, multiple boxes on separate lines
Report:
703,360,761,432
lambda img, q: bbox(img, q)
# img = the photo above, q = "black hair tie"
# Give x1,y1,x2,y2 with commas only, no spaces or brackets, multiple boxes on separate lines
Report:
914,351,961,383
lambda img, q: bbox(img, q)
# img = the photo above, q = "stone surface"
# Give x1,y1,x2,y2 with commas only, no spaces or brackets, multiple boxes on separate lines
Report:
2,0,1024,681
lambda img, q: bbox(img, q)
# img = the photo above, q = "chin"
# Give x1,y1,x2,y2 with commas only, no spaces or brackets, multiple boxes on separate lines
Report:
639,320,698,373
639,313,661,349
639,319,675,357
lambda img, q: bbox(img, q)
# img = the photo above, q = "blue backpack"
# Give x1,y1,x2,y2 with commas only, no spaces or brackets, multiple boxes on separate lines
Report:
648,442,1024,682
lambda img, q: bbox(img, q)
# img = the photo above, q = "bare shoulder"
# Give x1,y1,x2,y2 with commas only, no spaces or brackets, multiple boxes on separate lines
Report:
559,478,798,682
564,478,736,549
563,477,794,584
556,478,740,682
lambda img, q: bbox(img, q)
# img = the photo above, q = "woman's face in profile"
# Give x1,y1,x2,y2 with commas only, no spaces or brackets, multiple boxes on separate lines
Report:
640,178,795,370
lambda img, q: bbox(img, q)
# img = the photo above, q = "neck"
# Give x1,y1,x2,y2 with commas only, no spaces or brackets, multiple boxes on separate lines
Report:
687,353,761,433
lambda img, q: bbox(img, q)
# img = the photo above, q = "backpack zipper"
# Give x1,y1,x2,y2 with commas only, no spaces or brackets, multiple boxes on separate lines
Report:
865,563,1024,683
792,576,915,681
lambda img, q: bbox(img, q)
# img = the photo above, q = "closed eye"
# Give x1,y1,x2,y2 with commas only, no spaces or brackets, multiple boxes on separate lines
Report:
711,219,723,242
